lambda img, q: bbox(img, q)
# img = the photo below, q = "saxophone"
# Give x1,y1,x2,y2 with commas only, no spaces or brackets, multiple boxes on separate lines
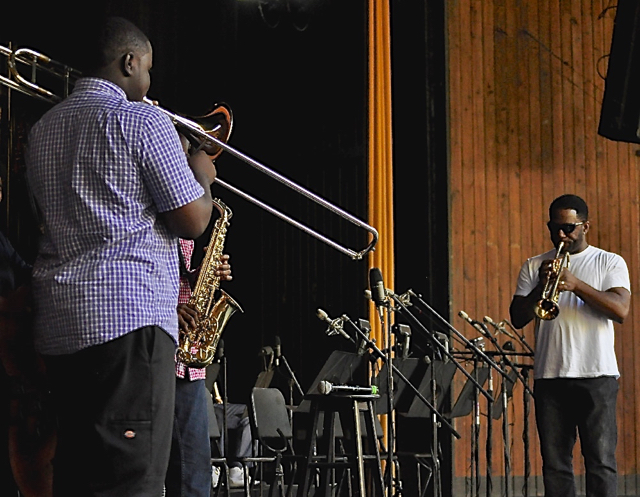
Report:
177,198,243,368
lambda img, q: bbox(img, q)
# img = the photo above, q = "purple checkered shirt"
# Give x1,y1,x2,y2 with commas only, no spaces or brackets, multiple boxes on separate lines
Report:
26,78,205,355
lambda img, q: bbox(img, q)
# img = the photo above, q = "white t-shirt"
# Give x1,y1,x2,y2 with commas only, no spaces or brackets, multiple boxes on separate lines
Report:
514,245,630,380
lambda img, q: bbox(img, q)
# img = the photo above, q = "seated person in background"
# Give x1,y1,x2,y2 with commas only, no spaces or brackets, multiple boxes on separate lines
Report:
210,381,253,488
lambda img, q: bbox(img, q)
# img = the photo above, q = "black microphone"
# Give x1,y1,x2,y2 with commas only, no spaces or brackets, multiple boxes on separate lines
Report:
274,335,281,366
369,268,387,312
435,331,449,360
356,318,371,356
317,381,379,396
216,339,225,359
316,308,351,341
393,323,411,359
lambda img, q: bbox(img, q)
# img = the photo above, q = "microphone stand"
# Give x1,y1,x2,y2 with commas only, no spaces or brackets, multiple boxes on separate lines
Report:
521,364,533,497
470,354,479,497
500,357,511,497
500,319,535,355
343,315,460,497
461,341,493,497
388,291,500,402
218,347,229,469
485,359,494,497
474,323,533,399
342,315,460,440
427,345,443,497
374,300,398,497
275,344,304,401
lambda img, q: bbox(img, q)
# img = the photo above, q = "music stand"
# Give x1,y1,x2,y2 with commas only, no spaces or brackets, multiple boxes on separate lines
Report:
402,360,458,418
296,350,367,413
374,357,425,415
448,366,490,419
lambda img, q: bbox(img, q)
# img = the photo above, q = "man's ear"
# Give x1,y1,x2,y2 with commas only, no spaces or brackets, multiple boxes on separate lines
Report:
583,221,590,234
121,52,135,77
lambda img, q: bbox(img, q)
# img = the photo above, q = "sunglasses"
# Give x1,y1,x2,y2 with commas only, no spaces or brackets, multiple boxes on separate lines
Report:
547,221,585,234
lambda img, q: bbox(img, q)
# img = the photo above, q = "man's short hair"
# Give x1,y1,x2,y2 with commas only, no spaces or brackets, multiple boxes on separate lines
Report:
549,194,589,221
77,16,149,74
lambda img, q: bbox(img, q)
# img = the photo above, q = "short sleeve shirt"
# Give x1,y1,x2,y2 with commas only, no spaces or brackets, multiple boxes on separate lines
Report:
26,78,205,354
514,244,631,379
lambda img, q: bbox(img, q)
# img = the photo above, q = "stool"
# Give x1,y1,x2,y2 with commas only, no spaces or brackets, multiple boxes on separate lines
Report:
296,394,384,497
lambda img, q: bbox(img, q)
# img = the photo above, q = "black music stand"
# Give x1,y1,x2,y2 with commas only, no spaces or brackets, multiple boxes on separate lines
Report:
448,366,490,419
374,357,426,415
296,350,367,414
402,360,458,418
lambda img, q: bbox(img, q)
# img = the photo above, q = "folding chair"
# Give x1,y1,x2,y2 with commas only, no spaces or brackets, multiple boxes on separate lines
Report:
240,387,297,497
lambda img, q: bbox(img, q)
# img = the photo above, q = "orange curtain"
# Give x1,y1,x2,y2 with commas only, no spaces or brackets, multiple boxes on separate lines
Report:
368,0,394,442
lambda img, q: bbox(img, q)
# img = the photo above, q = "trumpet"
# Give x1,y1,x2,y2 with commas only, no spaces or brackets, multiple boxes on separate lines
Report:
534,241,570,320
1,44,379,260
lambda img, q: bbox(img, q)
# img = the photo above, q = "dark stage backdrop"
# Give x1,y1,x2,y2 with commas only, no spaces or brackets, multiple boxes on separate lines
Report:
6,1,372,405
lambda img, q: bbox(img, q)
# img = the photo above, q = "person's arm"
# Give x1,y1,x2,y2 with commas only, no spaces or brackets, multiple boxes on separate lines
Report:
176,253,233,332
509,258,553,329
560,267,630,323
160,149,216,239
509,290,542,330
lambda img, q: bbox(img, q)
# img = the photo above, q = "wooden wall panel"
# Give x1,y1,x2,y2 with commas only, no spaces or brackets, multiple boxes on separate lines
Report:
448,1,640,494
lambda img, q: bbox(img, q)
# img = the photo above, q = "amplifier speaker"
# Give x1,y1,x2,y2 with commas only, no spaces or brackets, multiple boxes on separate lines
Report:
598,0,640,143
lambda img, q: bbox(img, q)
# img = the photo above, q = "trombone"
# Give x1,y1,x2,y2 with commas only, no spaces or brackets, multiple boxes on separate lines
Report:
1,44,378,260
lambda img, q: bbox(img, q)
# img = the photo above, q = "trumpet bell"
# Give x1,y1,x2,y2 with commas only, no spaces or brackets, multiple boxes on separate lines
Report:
534,299,560,320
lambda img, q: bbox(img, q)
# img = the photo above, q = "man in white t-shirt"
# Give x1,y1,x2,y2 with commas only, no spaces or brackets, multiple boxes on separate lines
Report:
509,194,631,497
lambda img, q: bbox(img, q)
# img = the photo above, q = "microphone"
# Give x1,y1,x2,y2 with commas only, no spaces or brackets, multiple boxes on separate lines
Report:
274,335,281,366
459,310,490,336
216,339,225,359
356,318,371,356
466,336,485,351
483,316,516,339
316,308,351,341
435,331,449,360
317,381,379,396
369,268,387,316
369,268,387,305
393,323,411,359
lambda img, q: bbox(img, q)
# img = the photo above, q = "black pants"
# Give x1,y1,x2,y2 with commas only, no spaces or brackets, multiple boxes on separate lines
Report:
43,326,176,497
534,377,618,497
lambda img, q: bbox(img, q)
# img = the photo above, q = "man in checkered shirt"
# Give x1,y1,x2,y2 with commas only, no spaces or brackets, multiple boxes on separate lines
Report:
25,17,217,496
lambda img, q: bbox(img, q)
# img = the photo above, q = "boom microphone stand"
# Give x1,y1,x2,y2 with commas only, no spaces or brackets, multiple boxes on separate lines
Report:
273,335,305,406
341,314,461,497
369,268,400,497
391,290,506,400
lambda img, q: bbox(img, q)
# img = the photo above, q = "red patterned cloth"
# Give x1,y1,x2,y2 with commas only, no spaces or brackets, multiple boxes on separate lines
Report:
176,239,206,381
